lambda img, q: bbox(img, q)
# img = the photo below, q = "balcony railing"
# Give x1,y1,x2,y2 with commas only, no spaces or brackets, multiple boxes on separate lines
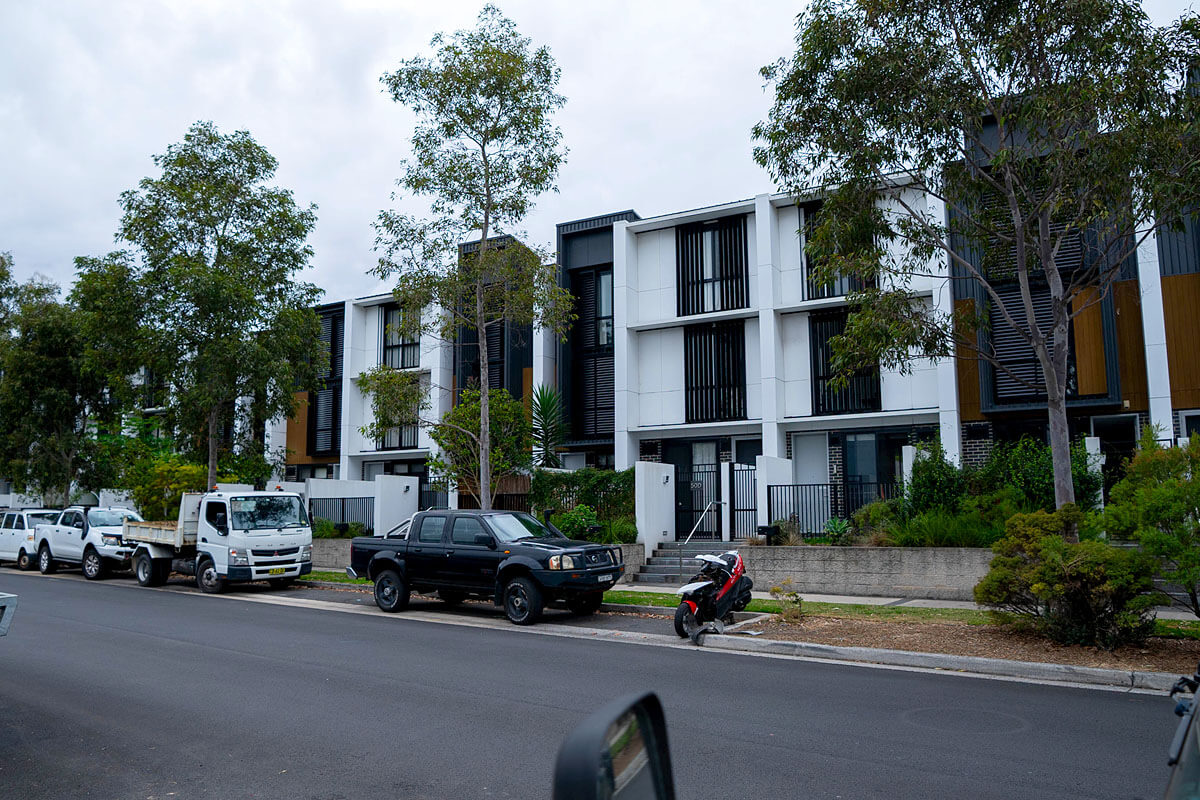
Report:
814,371,881,416
376,425,418,451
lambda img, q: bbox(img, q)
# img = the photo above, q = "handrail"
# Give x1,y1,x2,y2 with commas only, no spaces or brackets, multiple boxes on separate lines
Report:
678,500,725,581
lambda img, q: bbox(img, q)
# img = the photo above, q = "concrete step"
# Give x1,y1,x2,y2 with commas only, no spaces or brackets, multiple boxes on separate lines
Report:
639,564,701,575
655,542,728,551
628,574,684,585
645,555,722,566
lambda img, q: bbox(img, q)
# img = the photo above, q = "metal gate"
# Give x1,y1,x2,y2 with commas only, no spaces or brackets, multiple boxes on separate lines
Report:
675,463,720,540
731,463,756,539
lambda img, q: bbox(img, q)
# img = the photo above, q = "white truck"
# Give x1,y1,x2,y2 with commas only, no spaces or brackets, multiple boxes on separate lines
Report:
33,506,144,579
125,489,313,593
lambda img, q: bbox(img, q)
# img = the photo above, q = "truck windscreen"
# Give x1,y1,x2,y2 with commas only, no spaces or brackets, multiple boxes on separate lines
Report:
229,496,309,531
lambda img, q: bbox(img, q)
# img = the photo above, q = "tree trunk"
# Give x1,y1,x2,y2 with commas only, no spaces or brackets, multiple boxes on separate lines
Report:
476,219,493,512
206,406,221,490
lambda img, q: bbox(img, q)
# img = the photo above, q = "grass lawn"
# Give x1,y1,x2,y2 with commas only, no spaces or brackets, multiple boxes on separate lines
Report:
305,570,370,585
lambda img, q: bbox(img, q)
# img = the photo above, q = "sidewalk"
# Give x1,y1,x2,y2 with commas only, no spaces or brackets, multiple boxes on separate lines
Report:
620,582,1199,620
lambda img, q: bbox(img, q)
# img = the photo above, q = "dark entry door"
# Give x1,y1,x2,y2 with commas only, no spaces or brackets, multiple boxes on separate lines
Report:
664,441,721,541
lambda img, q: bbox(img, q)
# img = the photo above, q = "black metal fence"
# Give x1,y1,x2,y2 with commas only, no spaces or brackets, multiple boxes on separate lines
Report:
310,496,374,532
766,482,899,537
731,463,757,539
419,487,448,510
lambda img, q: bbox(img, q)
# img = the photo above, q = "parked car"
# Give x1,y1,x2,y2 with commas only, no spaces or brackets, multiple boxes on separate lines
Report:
347,509,624,625
0,509,61,570
34,506,144,579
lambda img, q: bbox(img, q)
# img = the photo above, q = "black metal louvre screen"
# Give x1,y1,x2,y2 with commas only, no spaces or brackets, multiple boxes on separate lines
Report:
570,268,615,438
811,310,880,415
684,321,747,423
676,215,749,316
310,310,342,456
988,283,1080,403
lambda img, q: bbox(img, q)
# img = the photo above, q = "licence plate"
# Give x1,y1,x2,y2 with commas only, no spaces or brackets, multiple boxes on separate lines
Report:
597,574,613,583
268,567,285,575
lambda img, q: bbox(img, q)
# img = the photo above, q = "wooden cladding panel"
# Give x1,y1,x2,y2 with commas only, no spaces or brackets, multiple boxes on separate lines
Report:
1112,280,1148,412
285,391,322,466
1164,273,1200,409
954,300,984,421
1071,291,1107,397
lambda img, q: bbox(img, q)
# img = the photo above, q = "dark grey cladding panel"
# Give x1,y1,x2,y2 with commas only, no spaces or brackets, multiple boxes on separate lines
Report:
563,228,613,269
556,210,640,237
1157,213,1200,277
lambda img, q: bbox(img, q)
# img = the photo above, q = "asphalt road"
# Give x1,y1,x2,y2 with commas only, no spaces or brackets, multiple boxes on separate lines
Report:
0,569,1177,799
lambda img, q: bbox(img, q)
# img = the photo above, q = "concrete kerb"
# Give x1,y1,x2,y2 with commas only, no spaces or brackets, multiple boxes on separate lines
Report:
297,578,1179,691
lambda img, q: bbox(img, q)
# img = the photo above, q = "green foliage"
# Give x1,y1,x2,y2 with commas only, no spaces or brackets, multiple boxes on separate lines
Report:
769,578,804,623
354,365,426,446
125,453,210,521
972,438,1101,512
556,504,600,539
974,506,1157,648
850,499,899,545
888,509,1004,548
530,384,566,468
312,518,339,539
1106,432,1200,617
427,388,532,506
753,0,1200,509
824,516,852,546
904,440,966,516
530,467,634,520
372,5,572,510
117,120,325,486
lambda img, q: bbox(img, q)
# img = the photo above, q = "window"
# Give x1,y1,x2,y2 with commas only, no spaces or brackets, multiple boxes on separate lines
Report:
418,515,446,544
205,502,228,528
309,308,343,456
13,515,23,530
676,215,749,316
1,514,11,529
811,310,881,415
570,267,616,439
803,204,869,300
452,516,487,545
382,304,420,369
377,425,419,451
684,321,747,423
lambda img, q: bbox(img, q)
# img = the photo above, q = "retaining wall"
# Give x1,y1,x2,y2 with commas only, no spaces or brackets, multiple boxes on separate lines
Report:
740,546,994,601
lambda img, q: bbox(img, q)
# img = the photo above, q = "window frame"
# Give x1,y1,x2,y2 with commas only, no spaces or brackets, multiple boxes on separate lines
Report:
382,303,420,370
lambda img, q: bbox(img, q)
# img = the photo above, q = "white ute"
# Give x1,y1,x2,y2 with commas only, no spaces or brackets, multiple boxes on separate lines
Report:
0,509,61,571
124,490,313,593
33,507,143,579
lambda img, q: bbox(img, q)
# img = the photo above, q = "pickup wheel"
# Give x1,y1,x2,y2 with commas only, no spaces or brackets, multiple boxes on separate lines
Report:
373,569,409,612
82,547,107,580
502,576,544,626
135,553,167,587
438,588,465,606
37,544,56,574
17,549,33,571
566,592,604,616
197,558,226,594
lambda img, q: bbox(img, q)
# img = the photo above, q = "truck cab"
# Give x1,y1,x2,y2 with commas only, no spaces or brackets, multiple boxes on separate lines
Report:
125,490,313,593
34,506,142,579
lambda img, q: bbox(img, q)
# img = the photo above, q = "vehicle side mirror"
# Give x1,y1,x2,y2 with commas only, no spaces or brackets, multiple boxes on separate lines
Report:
474,533,495,548
553,692,675,800
214,512,228,536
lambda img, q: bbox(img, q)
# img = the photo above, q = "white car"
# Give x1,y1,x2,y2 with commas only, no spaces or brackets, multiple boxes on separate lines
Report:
34,507,144,579
0,509,62,571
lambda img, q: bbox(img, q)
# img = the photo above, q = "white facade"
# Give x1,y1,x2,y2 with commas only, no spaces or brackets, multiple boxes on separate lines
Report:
609,191,959,479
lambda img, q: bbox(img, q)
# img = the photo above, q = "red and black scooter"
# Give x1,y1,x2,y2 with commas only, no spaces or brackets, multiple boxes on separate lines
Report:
673,551,753,645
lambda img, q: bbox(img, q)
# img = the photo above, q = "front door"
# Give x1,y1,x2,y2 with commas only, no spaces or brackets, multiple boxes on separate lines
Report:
60,510,87,560
444,516,501,589
665,441,721,541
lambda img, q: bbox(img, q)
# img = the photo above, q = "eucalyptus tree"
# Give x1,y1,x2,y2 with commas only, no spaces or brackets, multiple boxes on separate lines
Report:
373,5,573,509
118,121,325,487
754,0,1200,515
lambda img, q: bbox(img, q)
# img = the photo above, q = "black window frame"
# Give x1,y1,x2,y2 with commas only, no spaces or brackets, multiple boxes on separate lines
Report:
308,307,344,457
382,303,420,370
570,266,616,439
676,215,749,317
684,320,748,423
810,309,881,415
377,424,419,452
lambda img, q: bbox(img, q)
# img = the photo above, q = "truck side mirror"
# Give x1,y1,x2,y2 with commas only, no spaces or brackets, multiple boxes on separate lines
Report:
553,692,675,800
215,512,228,536
474,533,496,548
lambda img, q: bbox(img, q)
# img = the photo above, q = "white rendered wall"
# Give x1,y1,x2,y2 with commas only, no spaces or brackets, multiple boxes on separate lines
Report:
635,461,675,546
374,474,419,535
614,220,638,467
635,328,685,427
779,313,813,418
1138,226,1174,437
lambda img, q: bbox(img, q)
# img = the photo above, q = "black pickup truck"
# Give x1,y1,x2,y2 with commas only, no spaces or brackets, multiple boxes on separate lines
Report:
347,509,625,625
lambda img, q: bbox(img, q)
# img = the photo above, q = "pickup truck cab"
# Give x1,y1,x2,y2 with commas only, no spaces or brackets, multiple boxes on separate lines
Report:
34,506,143,579
0,509,60,571
348,509,625,625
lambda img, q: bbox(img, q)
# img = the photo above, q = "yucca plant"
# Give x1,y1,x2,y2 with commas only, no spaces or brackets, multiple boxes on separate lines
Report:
531,384,566,468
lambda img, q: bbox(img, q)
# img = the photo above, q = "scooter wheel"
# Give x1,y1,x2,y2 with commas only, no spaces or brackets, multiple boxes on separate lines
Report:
674,603,692,638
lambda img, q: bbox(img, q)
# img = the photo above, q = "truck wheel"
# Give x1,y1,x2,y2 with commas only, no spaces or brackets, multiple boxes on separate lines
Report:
268,577,295,590
135,553,161,587
438,588,465,606
674,603,693,639
373,569,409,612
502,576,544,626
37,544,56,574
17,549,33,571
566,592,604,616
82,547,107,580
197,559,226,594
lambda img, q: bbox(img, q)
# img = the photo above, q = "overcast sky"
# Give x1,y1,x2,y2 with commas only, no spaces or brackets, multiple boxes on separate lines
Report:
1,1,1194,302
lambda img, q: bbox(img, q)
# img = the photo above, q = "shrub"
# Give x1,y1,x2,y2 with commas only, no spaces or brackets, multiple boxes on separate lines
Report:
886,508,1003,548
1106,432,1200,616
312,518,339,539
973,506,1157,648
530,467,634,522
769,578,804,623
905,440,966,515
971,437,1102,512
851,499,899,543
824,517,852,546
556,504,601,539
